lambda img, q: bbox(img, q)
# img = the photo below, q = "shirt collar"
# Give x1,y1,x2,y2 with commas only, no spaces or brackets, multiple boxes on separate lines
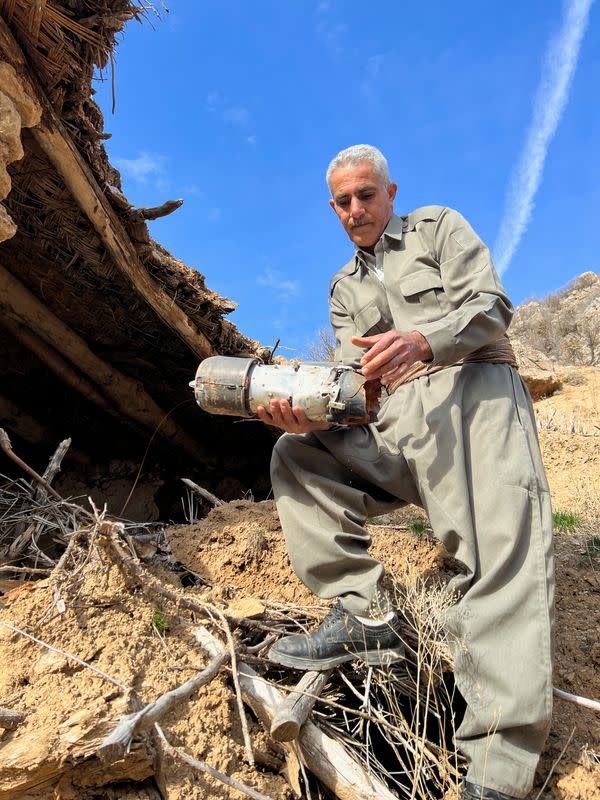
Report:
354,213,404,269
382,213,404,242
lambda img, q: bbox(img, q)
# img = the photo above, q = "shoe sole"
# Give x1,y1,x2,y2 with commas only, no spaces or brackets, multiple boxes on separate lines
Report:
268,646,405,671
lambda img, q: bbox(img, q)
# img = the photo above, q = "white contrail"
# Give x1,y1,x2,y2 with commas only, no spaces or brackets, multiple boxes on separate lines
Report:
494,0,593,275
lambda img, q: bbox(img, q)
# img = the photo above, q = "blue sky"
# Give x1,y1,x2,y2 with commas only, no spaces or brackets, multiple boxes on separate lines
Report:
94,0,599,357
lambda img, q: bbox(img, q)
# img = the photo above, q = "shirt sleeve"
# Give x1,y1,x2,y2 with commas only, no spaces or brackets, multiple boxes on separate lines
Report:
413,208,514,365
329,293,365,370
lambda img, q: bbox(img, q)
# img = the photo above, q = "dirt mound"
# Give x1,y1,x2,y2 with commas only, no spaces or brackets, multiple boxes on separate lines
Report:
0,550,290,800
167,500,452,608
168,500,315,608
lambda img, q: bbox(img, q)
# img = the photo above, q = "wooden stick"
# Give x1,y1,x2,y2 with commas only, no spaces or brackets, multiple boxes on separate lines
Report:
154,723,274,800
98,651,229,762
270,670,331,742
0,706,25,730
35,438,71,501
0,565,51,574
195,626,398,800
181,478,224,507
133,199,183,220
553,687,600,713
296,746,313,800
203,601,254,766
0,265,204,460
0,18,214,361
0,428,62,501
52,524,90,575
13,438,71,574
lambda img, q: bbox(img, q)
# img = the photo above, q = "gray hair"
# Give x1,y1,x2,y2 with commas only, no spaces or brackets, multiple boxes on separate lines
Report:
326,144,390,193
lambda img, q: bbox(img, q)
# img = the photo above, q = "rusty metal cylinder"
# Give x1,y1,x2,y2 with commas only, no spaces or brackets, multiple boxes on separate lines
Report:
192,356,369,424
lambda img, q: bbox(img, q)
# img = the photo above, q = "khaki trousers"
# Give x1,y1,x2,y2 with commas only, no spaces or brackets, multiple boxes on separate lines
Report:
271,364,554,798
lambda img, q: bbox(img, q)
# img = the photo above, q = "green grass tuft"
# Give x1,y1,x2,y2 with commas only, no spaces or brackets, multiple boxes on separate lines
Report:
151,608,170,635
407,520,428,535
552,510,582,532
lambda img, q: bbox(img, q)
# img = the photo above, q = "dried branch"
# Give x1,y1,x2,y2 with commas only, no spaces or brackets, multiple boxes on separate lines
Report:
133,198,183,220
0,565,51,574
181,478,224,507
271,671,331,742
0,429,63,501
553,687,600,713
99,651,229,762
0,472,87,566
533,727,576,800
100,522,270,633
35,438,71,501
203,602,254,766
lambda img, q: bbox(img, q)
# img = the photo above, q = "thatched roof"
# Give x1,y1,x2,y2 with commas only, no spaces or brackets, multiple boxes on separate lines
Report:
0,1,274,518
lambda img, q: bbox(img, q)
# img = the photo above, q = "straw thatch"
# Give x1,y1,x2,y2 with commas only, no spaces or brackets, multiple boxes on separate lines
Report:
0,1,274,518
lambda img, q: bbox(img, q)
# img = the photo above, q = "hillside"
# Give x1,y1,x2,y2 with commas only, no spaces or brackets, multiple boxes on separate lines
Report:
512,271,600,367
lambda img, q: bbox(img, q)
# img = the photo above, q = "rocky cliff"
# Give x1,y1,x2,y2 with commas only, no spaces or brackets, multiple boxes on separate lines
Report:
512,271,600,367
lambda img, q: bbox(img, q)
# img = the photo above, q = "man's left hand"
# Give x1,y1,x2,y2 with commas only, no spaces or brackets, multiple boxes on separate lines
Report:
256,399,333,433
351,330,432,385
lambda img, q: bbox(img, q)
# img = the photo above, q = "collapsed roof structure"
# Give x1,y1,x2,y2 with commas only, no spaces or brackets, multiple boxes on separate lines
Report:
0,1,274,519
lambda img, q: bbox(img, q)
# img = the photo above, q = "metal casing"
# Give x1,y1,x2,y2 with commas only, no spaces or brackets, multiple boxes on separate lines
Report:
193,356,370,424
193,356,259,417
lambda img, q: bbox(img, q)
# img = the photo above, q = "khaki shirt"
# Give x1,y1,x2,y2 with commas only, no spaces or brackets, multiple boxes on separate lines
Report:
329,206,513,370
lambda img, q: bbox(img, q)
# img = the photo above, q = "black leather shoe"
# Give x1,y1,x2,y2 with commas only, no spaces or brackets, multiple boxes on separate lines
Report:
461,781,519,799
268,602,405,670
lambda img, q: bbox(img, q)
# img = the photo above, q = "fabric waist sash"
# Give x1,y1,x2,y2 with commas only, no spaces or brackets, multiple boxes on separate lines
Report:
386,334,518,394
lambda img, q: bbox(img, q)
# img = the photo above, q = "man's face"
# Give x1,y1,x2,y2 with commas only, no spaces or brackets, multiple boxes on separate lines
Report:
329,161,397,250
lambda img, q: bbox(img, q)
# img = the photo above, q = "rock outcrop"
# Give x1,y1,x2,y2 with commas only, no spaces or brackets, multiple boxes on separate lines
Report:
511,272,600,367
511,339,562,400
0,63,41,242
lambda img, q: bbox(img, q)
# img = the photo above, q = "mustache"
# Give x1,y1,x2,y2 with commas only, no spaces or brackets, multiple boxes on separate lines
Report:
350,217,370,228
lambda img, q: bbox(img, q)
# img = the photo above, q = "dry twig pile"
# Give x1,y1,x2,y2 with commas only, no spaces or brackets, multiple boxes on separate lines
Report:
0,438,464,800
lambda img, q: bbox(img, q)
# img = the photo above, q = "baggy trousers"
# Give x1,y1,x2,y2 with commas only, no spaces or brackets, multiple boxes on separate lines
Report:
271,364,554,798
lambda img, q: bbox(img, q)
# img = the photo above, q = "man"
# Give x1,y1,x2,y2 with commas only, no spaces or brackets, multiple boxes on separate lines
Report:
257,145,554,800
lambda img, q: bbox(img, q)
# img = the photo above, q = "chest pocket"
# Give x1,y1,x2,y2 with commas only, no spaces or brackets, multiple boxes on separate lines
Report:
352,301,389,336
397,270,444,322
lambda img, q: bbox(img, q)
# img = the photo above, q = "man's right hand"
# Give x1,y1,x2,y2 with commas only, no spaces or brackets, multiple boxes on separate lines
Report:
352,329,432,384
256,399,332,434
